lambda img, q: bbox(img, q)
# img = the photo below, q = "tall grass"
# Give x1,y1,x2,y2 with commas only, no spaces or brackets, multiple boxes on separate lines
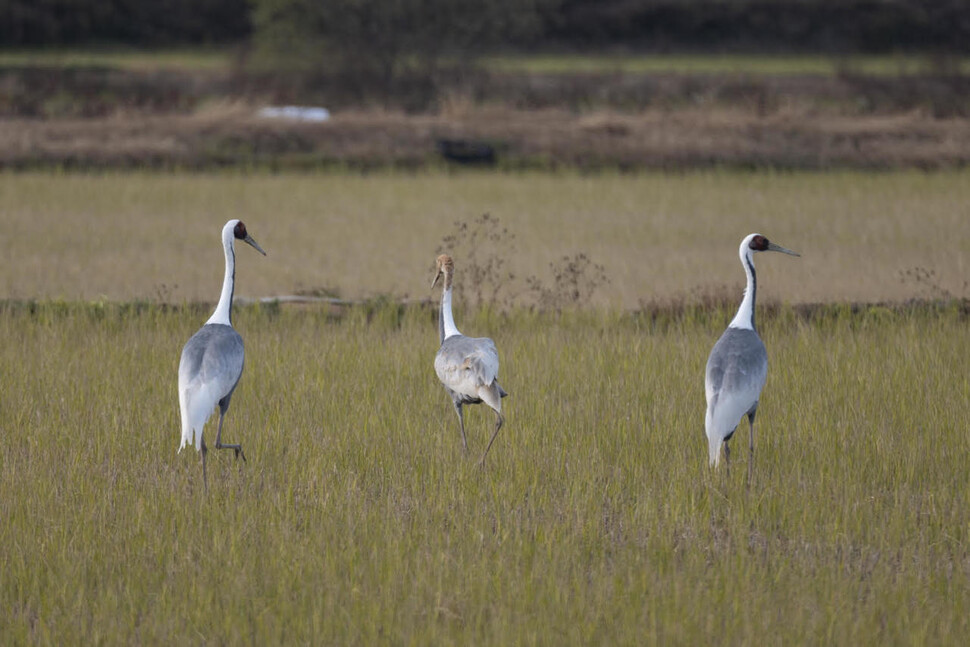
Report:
0,47,233,71
1,301,967,643
0,170,967,307
2,48,966,77
484,53,970,76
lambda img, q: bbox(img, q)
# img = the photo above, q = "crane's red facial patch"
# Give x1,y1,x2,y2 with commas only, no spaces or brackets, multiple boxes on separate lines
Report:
749,235,769,251
233,221,248,240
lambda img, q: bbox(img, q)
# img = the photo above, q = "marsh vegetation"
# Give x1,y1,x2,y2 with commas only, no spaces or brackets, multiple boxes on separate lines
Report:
1,299,968,643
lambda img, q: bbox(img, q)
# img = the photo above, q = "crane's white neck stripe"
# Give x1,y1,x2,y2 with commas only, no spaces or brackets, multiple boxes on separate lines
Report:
440,287,461,339
206,228,236,327
729,247,757,331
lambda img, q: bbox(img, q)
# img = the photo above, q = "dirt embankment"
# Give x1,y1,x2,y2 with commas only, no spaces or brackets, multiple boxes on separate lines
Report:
2,66,969,170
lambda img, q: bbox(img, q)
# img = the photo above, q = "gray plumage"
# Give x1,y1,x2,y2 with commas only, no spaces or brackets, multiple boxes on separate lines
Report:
179,325,244,443
435,333,509,407
705,327,767,465
706,328,768,415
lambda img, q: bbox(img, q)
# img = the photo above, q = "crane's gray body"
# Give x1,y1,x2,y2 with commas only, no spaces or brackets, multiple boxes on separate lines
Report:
705,327,767,446
435,333,508,406
434,331,508,462
178,323,244,452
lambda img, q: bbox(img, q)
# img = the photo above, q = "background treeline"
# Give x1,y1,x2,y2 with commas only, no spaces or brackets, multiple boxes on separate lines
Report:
0,0,249,46
1,0,969,54
548,0,970,53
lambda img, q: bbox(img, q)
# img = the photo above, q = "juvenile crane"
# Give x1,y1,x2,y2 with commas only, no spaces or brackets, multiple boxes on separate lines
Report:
178,219,266,489
432,254,508,466
705,233,798,473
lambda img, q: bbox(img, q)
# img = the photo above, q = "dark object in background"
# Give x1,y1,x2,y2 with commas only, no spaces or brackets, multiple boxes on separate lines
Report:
437,139,497,165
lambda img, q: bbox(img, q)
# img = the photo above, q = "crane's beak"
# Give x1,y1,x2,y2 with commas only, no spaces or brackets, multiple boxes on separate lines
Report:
431,269,442,290
767,241,799,257
244,234,267,256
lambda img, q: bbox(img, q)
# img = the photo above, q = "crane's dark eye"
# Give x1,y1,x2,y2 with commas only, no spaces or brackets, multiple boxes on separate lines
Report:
749,235,768,251
234,221,247,239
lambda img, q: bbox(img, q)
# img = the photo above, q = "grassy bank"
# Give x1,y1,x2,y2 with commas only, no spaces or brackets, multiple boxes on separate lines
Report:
0,300,967,643
3,48,969,171
0,170,967,308
3,47,968,77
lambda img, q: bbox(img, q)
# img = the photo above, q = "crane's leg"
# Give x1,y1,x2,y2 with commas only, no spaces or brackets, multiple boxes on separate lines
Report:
723,440,731,477
452,400,468,452
480,411,505,468
214,407,246,462
201,437,208,492
748,410,757,459
478,386,505,468
745,410,758,485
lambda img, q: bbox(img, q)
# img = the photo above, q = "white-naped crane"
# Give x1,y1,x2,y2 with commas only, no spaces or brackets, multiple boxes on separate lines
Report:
178,219,266,489
432,254,508,467
705,233,799,475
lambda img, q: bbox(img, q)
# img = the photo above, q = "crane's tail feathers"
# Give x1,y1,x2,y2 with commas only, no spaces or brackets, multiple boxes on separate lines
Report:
496,381,508,398
179,382,217,453
479,383,504,413
705,406,721,468
708,437,721,468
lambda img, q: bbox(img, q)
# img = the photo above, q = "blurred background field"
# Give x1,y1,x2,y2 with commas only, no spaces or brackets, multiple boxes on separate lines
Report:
0,169,966,307
4,48,968,76
2,1,970,171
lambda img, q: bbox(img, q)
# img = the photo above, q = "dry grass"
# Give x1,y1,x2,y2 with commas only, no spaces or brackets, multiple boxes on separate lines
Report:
3,105,970,170
0,301,968,643
482,52,970,75
0,170,967,308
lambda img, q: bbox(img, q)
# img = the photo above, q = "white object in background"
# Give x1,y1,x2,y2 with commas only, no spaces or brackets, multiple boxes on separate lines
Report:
257,106,331,122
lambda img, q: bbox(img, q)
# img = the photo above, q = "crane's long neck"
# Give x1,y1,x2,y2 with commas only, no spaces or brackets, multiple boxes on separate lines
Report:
206,234,236,326
728,248,757,331
439,285,461,343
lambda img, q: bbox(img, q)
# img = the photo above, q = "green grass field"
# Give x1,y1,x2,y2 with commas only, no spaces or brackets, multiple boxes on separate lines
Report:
3,47,967,77
1,170,968,307
0,168,968,643
1,300,968,643
483,52,970,76
0,47,234,71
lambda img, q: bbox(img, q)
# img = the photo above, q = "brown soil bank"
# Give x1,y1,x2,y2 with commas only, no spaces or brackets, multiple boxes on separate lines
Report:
2,66,969,170
4,105,969,171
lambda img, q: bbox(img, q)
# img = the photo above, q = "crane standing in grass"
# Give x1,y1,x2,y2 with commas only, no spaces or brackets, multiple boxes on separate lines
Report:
432,254,508,467
178,219,266,489
705,233,799,475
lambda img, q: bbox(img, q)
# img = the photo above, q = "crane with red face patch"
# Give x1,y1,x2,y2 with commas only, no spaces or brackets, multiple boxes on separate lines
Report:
178,219,266,490
705,233,799,476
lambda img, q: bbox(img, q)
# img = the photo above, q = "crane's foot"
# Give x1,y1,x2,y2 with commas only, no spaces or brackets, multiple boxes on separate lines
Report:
216,442,246,462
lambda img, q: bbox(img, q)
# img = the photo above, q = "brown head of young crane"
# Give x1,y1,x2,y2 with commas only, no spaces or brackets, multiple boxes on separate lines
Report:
432,254,508,467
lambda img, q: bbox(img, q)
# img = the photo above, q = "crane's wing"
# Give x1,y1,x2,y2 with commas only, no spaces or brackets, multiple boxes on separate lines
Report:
434,334,501,398
705,327,767,440
178,324,245,451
